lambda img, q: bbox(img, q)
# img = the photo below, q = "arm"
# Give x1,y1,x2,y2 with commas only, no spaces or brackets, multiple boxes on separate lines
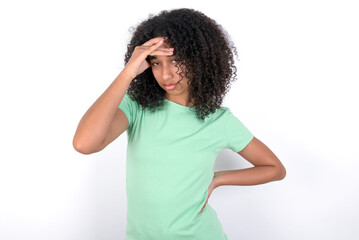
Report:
73,36,172,155
198,137,286,213
72,71,133,154
214,137,286,187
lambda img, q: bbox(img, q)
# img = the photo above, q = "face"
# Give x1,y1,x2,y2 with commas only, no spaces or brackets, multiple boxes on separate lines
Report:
149,46,191,100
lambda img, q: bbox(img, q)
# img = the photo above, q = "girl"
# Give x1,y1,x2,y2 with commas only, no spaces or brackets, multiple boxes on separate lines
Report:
73,8,286,240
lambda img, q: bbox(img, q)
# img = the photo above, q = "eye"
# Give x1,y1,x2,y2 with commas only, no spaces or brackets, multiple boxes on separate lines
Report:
151,62,159,66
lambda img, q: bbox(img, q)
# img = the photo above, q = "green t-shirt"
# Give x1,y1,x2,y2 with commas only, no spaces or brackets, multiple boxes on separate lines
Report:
119,93,254,240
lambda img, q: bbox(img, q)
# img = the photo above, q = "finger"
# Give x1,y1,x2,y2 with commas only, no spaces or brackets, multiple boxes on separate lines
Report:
198,201,207,214
142,37,166,47
149,47,174,53
198,206,204,214
198,206,203,214
148,49,174,56
147,40,172,54
155,46,174,51
148,46,174,55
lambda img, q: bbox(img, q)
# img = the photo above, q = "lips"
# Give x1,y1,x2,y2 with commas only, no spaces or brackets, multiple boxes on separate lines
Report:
164,83,177,90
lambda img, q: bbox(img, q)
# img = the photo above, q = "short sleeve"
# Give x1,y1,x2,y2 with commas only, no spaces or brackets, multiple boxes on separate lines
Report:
225,109,254,152
118,93,138,130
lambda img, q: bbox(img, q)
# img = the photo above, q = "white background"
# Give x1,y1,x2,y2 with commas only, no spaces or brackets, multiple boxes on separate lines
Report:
1,0,358,239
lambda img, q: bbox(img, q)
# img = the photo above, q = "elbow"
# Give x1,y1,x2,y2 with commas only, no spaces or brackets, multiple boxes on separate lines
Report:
73,137,94,155
280,168,286,180
266,164,286,182
275,165,286,181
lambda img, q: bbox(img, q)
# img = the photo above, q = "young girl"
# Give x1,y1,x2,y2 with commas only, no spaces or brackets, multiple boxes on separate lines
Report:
73,8,286,240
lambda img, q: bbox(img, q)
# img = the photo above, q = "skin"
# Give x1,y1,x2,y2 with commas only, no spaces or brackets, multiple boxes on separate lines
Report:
149,42,193,107
124,36,193,107
123,36,286,215
73,37,175,154
124,37,175,79
198,138,286,214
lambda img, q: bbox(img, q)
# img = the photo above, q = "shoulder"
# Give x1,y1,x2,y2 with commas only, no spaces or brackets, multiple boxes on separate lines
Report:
123,93,137,103
215,106,233,119
121,93,142,109
202,106,232,124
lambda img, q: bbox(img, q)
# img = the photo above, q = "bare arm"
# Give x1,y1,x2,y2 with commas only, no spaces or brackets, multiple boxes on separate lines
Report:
72,71,133,154
214,137,286,186
198,137,286,213
72,36,173,155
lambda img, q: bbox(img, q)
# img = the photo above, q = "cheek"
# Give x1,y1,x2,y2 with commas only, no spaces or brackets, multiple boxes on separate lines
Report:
151,68,160,79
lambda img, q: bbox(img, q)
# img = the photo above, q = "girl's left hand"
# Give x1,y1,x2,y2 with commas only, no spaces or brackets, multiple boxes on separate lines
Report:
198,172,221,214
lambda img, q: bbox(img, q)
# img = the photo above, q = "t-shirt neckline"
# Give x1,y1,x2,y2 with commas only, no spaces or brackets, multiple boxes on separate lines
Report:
164,98,195,110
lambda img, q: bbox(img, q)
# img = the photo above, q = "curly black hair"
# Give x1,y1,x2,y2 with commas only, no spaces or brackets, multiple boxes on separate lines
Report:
124,8,238,121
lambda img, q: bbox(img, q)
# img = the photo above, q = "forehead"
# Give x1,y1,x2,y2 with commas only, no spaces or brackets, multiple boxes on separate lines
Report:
148,55,175,61
148,41,177,60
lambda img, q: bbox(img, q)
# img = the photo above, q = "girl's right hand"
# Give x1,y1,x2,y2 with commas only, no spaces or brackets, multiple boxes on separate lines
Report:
123,36,174,79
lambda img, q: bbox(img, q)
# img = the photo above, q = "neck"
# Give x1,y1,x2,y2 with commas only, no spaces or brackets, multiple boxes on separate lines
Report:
165,94,194,107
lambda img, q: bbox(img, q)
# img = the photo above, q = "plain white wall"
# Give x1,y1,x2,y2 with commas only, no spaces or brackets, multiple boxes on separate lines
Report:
1,0,358,239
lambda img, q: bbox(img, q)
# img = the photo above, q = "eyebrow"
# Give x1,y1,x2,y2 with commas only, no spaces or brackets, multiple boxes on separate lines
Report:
148,55,174,61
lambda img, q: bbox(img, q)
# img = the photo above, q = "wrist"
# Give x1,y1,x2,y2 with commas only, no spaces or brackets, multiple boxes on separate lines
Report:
122,68,137,79
213,171,224,188
117,70,134,84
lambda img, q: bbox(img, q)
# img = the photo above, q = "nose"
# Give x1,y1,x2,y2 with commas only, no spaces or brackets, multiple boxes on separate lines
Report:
161,65,173,81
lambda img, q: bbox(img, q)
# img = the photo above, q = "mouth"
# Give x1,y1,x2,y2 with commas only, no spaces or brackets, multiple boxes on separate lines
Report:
164,83,177,90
